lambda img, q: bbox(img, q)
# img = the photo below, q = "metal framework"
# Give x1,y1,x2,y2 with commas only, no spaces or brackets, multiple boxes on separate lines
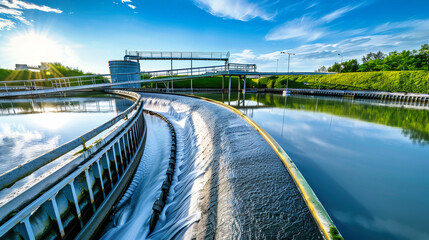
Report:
0,63,339,98
124,51,230,61
0,63,258,98
0,90,147,240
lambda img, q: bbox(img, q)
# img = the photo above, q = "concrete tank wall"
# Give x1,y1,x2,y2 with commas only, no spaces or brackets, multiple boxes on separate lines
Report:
137,93,324,239
109,60,141,88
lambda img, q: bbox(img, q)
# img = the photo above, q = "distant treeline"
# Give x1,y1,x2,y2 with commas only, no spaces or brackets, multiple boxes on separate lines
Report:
317,44,429,73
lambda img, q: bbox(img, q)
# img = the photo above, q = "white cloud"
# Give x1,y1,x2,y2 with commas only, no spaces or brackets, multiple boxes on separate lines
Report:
0,17,14,30
0,0,62,30
237,18,429,72
231,49,256,63
0,0,62,13
266,4,364,42
192,0,275,21
0,6,22,15
265,17,326,41
372,19,429,34
13,15,30,25
117,0,136,10
321,4,361,23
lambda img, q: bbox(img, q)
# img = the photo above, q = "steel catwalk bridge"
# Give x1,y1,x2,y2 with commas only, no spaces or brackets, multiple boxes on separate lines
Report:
124,51,230,61
0,63,333,98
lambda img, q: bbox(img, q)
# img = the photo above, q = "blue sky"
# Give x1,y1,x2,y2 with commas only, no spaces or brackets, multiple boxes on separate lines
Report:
0,0,428,74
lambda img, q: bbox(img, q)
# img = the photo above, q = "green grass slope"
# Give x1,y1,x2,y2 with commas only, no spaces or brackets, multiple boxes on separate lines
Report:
259,71,429,94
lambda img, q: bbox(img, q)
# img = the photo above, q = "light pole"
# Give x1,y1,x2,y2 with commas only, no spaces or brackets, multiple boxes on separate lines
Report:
338,53,343,73
276,59,279,72
280,52,295,89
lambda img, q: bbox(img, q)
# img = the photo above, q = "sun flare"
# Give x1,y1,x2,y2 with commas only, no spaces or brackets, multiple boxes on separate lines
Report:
5,30,64,66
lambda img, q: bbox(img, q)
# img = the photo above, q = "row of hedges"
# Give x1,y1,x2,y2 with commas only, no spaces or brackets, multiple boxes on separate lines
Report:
259,71,429,94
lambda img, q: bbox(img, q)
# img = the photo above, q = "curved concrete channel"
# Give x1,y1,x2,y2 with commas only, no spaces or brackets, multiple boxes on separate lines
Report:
113,92,336,239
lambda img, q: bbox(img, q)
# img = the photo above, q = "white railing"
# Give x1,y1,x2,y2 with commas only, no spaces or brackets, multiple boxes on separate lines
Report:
0,63,257,97
0,90,146,240
125,51,230,60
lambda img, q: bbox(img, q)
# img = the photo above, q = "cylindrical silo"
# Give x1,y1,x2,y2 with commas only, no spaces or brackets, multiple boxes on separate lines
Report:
109,60,141,88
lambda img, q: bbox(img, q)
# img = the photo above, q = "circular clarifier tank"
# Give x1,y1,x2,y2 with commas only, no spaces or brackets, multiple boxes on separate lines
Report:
108,60,141,88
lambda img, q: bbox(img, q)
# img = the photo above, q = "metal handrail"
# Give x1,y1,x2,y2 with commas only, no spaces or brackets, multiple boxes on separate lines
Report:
125,51,230,60
0,63,257,97
0,92,140,191
0,63,254,84
0,90,146,240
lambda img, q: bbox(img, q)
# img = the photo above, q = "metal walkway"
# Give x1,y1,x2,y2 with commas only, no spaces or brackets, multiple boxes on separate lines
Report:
124,51,230,61
0,63,333,98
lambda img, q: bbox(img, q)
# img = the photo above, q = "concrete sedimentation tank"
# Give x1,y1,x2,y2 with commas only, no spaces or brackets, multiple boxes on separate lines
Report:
100,92,339,240
108,60,141,88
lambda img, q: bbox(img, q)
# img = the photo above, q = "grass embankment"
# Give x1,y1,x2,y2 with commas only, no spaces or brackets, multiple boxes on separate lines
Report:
142,71,429,94
141,76,259,89
0,63,105,87
259,71,429,94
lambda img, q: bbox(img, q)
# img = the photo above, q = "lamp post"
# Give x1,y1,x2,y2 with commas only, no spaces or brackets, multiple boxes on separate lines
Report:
338,53,343,73
276,59,279,72
280,52,295,89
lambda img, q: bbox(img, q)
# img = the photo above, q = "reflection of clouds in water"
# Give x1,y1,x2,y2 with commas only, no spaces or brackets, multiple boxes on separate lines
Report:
0,123,59,172
261,108,410,143
334,210,429,240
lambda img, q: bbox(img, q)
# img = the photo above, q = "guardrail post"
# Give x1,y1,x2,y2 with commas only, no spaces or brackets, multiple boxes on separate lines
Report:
96,160,105,197
4,83,8,92
68,182,83,223
22,216,36,240
51,195,66,238
84,169,95,208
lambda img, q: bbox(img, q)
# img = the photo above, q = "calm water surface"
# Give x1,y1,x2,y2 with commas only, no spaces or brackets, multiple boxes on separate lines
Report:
0,93,133,172
195,92,429,240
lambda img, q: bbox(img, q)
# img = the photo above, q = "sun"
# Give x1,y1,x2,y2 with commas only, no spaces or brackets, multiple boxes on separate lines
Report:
5,30,64,66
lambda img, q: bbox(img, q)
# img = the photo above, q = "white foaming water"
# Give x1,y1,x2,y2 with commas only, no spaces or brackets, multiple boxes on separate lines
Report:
104,96,223,239
101,114,171,239
143,98,216,240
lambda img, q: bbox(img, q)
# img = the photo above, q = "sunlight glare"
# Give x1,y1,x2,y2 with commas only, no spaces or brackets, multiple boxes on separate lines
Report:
6,30,64,65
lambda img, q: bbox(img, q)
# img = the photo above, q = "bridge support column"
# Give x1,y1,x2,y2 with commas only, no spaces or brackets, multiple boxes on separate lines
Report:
243,75,246,94
228,75,232,105
222,75,225,92
171,59,174,92
238,75,241,91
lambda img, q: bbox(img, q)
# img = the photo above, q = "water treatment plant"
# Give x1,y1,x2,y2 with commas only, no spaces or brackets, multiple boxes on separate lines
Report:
0,49,428,240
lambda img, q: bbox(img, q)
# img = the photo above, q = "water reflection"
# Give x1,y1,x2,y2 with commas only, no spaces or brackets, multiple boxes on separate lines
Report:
0,93,133,172
195,92,429,240
203,92,429,144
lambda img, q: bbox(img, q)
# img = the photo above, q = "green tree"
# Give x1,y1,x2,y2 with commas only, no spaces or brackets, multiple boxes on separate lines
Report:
328,62,342,72
419,44,429,71
341,59,359,72
362,51,385,63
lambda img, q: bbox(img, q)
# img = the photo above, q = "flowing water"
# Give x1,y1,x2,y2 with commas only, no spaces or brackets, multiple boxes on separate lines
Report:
193,92,429,240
